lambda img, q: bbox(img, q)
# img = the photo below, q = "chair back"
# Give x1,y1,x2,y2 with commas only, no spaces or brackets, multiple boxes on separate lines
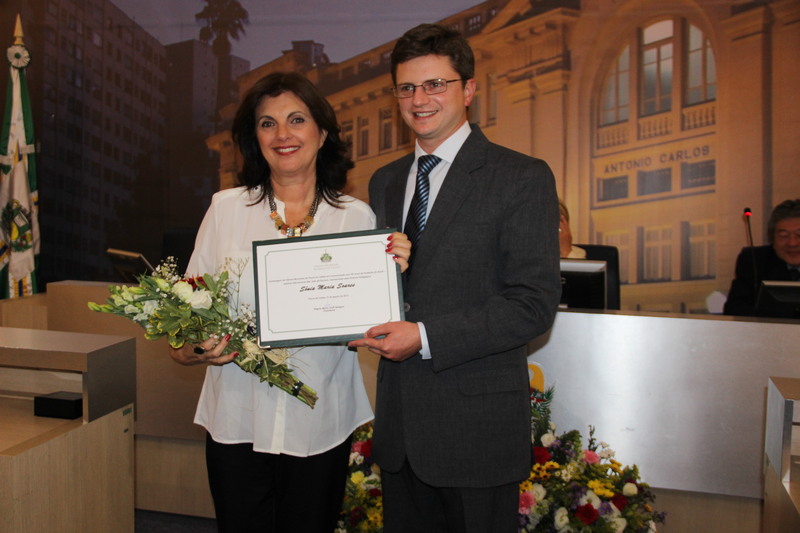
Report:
575,244,621,310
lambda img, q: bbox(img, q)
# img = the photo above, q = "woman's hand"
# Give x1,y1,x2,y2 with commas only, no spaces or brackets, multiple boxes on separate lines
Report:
386,231,412,273
168,334,238,366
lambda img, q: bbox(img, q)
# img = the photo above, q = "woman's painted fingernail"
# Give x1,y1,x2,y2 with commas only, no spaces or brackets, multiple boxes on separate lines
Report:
386,246,393,252
232,352,239,358
387,234,394,241
224,334,231,341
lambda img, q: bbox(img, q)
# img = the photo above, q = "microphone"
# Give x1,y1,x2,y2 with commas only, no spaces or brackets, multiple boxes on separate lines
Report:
742,207,759,305
742,208,754,248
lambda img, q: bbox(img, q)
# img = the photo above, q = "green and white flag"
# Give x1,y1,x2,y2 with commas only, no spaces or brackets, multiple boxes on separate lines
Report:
0,15,38,298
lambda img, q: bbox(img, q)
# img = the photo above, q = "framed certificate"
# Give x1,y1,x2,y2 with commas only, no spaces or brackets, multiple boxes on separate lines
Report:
252,229,405,347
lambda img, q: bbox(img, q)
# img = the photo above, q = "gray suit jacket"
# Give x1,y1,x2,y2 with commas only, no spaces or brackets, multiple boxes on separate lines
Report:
368,125,561,487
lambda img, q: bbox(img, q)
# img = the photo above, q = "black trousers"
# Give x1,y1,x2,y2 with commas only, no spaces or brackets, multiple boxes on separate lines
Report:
205,432,353,533
381,459,519,533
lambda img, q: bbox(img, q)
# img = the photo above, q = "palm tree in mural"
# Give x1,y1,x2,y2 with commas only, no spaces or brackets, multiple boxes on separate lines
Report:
196,0,250,110
195,0,249,57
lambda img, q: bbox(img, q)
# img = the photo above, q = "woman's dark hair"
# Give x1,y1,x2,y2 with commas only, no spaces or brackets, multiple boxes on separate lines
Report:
390,23,475,84
231,71,353,206
768,199,800,244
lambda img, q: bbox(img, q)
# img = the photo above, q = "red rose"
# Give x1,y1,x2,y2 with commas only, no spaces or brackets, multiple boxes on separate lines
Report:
575,503,599,525
368,488,382,497
611,493,629,511
354,438,373,457
533,446,551,464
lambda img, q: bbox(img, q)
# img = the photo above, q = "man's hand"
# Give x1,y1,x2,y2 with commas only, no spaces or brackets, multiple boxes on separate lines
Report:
348,321,421,361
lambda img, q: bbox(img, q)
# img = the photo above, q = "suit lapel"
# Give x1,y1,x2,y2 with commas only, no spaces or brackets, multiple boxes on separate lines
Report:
409,128,488,278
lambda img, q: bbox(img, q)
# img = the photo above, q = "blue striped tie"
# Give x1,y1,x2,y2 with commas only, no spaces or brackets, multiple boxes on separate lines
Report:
404,155,441,247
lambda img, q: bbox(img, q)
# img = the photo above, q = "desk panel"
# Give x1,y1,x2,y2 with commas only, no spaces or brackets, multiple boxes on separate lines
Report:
528,311,800,498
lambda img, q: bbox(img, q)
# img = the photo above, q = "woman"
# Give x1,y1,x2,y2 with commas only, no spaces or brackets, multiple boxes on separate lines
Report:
169,72,410,532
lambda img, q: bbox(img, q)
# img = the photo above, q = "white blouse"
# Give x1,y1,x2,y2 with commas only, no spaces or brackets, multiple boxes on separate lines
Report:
186,186,375,456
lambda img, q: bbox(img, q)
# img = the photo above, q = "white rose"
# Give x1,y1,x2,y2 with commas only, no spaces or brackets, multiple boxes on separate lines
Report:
610,517,627,533
532,483,547,501
647,520,658,532
623,482,638,496
172,281,194,302
189,289,213,310
580,489,601,509
541,432,556,447
142,300,159,315
554,507,570,529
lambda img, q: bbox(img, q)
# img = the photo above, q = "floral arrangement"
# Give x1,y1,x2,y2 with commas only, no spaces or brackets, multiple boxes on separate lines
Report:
520,387,665,532
335,388,665,532
87,257,317,408
336,423,384,533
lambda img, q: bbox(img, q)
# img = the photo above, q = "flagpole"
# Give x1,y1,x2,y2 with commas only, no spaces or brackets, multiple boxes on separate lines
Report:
1,14,39,299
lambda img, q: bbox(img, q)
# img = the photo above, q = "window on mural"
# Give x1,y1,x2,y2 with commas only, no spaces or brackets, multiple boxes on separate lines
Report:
685,24,716,105
600,46,630,126
640,20,673,116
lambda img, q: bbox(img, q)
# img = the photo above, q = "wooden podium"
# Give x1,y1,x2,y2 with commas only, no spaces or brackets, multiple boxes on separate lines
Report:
0,327,136,533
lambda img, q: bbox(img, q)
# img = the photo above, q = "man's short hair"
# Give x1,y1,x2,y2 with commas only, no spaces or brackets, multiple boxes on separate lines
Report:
768,199,800,244
390,23,475,84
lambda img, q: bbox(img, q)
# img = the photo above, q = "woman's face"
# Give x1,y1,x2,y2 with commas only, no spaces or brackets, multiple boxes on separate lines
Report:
255,91,326,181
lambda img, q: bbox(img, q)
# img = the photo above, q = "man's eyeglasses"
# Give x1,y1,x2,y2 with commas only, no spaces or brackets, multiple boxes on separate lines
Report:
391,78,465,99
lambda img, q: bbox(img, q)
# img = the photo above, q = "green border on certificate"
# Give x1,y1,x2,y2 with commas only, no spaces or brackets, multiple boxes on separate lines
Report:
252,228,405,348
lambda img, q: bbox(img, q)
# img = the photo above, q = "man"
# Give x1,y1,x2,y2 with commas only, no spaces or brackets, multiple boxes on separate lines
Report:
348,24,561,532
724,198,800,318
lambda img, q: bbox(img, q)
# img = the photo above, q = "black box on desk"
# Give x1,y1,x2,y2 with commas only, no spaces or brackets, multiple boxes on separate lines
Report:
34,391,83,419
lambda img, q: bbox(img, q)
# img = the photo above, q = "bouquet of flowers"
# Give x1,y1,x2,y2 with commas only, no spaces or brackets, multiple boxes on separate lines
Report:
520,387,665,532
336,423,384,533
87,257,317,408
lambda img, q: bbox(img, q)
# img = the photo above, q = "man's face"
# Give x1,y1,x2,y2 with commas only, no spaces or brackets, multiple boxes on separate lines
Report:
773,217,800,267
395,54,475,153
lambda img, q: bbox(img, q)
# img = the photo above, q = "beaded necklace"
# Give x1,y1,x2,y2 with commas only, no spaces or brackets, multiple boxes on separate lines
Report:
267,189,320,237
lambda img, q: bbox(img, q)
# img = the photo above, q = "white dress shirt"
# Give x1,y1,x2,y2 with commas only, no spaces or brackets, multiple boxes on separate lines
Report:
187,186,374,456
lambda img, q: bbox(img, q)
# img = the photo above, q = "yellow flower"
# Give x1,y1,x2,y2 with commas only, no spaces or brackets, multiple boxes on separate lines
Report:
588,479,615,498
350,471,365,485
520,480,533,492
367,509,382,523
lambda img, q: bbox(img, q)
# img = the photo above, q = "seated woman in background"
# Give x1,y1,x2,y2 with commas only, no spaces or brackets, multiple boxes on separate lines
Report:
559,199,586,259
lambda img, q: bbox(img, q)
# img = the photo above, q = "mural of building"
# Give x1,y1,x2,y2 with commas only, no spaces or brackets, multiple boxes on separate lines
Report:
165,39,249,234
213,0,799,314
0,1,249,285
0,0,169,283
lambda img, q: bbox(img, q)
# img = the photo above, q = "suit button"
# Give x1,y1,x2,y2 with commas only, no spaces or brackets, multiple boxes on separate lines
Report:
404,302,411,312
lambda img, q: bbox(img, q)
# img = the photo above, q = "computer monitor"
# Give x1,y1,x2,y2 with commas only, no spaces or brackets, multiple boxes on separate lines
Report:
559,259,607,310
754,280,800,319
106,248,155,283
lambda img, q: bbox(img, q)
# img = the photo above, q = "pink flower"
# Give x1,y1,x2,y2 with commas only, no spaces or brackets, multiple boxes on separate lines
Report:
583,450,600,464
519,491,535,508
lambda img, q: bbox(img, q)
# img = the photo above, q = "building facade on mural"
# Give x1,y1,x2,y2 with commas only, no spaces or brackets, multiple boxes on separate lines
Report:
212,0,798,314
0,0,247,284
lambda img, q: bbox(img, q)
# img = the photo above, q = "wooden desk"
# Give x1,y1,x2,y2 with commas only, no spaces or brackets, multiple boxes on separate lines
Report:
0,327,136,533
